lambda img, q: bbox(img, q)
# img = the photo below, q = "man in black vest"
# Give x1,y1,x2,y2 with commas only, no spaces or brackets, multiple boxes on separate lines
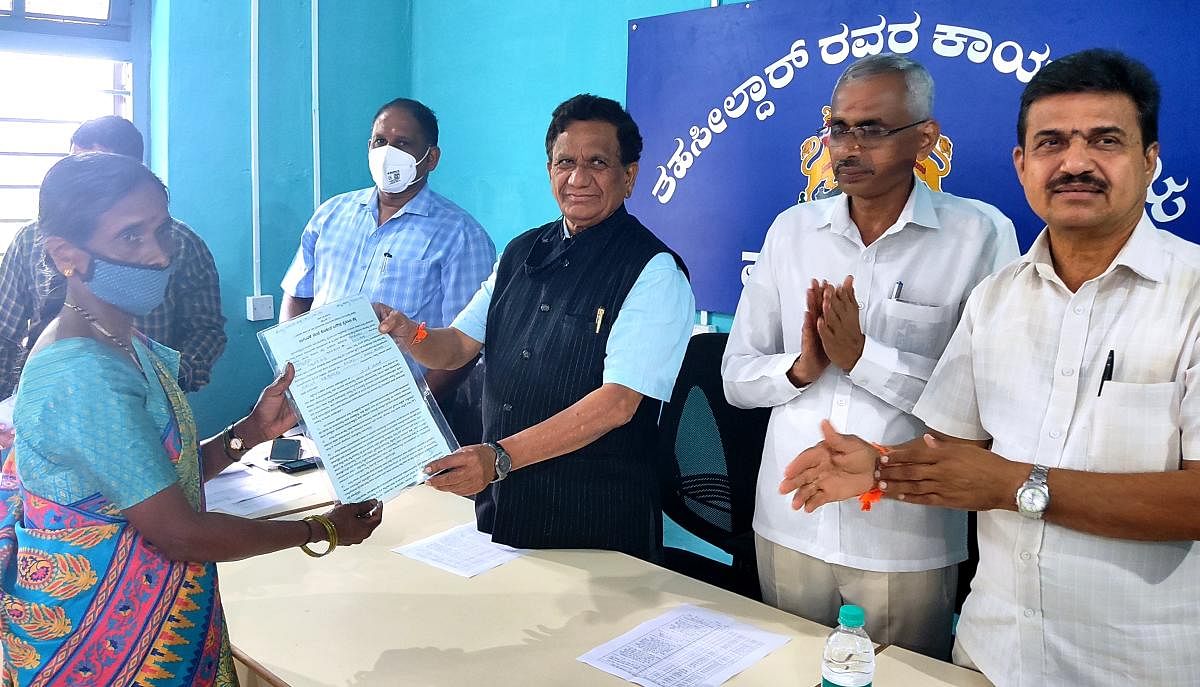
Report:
377,94,694,561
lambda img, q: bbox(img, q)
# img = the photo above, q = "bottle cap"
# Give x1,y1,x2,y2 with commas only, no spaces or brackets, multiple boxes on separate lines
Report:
838,604,865,628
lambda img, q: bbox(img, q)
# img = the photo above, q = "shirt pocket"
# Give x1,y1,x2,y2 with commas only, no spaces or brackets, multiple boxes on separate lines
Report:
372,258,437,317
561,306,608,338
877,299,958,359
1087,381,1181,473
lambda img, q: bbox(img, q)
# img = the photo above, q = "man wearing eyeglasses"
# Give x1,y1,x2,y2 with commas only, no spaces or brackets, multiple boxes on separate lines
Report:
722,54,1018,659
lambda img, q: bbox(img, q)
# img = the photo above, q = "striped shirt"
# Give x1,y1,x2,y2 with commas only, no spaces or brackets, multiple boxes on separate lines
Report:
281,185,495,328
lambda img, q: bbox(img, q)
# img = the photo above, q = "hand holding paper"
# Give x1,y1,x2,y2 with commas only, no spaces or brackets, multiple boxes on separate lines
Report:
374,302,422,351
423,444,497,496
243,362,299,444
322,499,384,545
257,296,459,504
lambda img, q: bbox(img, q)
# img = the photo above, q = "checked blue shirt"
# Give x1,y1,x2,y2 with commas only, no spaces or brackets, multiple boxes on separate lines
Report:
281,185,495,327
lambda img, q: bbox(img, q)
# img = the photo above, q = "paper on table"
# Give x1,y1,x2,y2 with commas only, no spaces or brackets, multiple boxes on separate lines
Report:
392,523,522,577
257,296,457,504
578,605,790,687
204,464,319,517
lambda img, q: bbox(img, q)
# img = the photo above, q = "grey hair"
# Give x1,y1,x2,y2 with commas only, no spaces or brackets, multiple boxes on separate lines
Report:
833,53,934,120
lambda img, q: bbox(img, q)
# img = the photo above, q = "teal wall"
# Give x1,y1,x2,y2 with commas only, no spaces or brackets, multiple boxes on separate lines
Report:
408,0,712,250
316,3,412,198
150,0,411,433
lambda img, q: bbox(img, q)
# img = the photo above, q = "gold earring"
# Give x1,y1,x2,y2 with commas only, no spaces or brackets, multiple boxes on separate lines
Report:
63,267,74,277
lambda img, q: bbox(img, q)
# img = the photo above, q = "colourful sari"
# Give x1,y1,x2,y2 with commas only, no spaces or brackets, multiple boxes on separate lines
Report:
0,336,236,686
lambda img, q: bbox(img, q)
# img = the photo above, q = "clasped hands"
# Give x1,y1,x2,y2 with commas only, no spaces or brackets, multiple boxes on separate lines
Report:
790,276,866,385
778,420,1019,513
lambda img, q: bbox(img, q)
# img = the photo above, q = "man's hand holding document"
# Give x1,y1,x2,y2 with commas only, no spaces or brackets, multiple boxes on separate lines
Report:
257,295,458,504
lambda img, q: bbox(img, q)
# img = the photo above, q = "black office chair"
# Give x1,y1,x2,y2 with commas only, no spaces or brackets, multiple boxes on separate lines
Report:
658,332,771,600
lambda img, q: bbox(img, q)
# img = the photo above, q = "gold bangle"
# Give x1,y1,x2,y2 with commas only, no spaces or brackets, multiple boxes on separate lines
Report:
316,514,338,549
317,514,339,549
300,515,335,557
310,515,336,550
300,515,337,557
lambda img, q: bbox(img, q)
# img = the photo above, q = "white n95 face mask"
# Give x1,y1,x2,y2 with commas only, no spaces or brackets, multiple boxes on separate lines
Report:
368,144,430,194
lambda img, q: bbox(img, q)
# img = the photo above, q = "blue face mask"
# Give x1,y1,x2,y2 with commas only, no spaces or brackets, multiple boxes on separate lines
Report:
82,255,176,317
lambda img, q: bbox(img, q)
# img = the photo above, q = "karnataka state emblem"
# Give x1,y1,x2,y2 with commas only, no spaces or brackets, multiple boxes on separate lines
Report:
799,105,954,203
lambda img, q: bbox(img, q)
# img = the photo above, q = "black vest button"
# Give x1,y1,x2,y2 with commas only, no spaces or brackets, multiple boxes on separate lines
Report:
562,259,569,267
501,403,513,411
521,349,531,359
538,303,550,312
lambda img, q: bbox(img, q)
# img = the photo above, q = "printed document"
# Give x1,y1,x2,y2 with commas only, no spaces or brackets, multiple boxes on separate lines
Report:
257,296,455,504
578,606,790,687
392,523,522,577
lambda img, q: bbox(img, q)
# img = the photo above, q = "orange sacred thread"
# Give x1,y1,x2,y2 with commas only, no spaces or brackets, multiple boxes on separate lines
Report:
858,442,889,511
411,321,429,345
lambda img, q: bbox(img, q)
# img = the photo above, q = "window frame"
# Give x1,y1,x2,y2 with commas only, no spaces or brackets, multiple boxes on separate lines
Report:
0,0,131,42
0,0,150,145
0,0,149,251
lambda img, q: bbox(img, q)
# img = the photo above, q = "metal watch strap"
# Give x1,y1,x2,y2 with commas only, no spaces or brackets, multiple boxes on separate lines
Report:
1027,464,1050,487
1016,464,1051,518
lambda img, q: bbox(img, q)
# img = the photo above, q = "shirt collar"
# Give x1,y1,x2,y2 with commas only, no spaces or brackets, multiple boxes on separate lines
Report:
1020,212,1165,285
361,184,435,220
822,177,941,241
559,204,630,240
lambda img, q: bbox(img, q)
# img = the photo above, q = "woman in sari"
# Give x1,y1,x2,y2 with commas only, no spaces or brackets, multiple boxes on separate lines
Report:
0,152,383,686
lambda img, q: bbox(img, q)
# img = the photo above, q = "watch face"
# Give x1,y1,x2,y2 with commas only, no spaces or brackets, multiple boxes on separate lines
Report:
230,436,245,451
496,450,511,475
1018,486,1048,514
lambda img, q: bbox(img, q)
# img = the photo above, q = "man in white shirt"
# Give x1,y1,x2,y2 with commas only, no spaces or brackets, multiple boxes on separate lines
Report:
781,49,1200,685
721,54,1018,659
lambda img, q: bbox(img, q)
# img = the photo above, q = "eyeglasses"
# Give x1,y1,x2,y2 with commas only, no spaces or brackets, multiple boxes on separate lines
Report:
821,119,929,148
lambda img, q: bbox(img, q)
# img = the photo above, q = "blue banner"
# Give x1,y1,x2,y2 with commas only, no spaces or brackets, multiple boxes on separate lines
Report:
626,0,1196,313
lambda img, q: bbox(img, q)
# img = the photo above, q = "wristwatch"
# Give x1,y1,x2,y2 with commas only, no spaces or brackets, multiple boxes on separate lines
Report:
486,441,512,483
222,423,249,461
1015,464,1051,519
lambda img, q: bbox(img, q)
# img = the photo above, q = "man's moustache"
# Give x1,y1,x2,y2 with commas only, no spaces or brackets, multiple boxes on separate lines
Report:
1047,174,1108,193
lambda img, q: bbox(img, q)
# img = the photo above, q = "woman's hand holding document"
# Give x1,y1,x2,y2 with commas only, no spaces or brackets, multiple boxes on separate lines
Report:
257,295,458,504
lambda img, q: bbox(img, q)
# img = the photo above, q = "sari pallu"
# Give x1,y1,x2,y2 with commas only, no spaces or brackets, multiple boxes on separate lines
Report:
0,343,236,686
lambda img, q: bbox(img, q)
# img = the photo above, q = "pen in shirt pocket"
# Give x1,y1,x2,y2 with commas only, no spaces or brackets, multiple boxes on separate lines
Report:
595,307,605,334
1098,349,1115,397
889,280,904,301
371,251,393,296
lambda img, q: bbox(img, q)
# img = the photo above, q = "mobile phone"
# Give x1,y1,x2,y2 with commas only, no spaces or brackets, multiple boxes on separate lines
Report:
269,438,302,463
277,457,319,474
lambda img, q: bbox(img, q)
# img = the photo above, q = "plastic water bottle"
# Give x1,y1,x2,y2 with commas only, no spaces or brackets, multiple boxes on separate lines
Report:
821,604,874,687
